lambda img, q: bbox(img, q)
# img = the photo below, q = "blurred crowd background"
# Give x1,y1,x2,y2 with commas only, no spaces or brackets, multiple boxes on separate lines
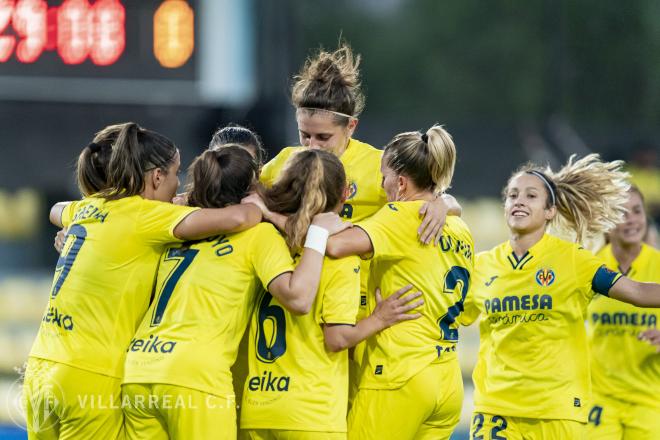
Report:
0,1,658,438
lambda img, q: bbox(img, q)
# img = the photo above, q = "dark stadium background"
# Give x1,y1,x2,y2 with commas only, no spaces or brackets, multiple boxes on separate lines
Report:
1,1,658,438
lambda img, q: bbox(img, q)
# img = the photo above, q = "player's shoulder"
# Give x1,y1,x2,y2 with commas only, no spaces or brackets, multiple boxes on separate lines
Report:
444,216,473,240
348,138,383,161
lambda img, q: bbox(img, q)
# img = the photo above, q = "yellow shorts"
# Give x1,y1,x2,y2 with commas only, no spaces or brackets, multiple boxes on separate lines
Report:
247,429,345,440
122,383,236,440
588,392,660,440
348,357,463,440
23,357,123,440
470,412,586,440
233,332,251,440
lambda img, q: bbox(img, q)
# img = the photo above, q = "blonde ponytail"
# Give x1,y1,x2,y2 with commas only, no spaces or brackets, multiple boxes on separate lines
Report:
261,149,346,252
425,125,456,194
383,124,457,194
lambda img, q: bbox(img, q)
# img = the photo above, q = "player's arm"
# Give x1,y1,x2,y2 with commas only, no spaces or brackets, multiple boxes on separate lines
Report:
266,213,352,315
323,285,423,352
173,204,262,240
608,276,660,307
49,201,72,228
418,193,462,245
326,227,373,259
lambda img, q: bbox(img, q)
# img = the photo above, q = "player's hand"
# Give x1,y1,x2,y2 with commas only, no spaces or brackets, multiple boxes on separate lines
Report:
241,192,270,216
418,196,448,245
172,192,189,206
54,228,67,253
311,212,352,236
372,285,423,330
639,329,660,352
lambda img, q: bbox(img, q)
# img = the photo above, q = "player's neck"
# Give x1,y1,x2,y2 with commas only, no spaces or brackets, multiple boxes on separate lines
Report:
509,228,545,258
610,240,642,273
398,189,435,202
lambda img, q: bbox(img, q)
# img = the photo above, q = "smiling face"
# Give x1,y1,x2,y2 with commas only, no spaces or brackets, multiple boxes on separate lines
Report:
609,190,647,246
295,109,356,156
504,173,556,235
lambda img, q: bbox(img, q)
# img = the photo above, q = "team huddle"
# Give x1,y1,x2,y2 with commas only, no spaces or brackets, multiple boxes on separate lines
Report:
23,44,660,440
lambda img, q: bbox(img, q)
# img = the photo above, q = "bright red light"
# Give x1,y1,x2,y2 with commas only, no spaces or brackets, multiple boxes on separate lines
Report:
13,0,47,63
57,0,89,64
0,0,16,62
89,0,124,66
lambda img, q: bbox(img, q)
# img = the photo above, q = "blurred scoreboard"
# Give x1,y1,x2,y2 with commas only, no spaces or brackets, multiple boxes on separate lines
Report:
0,0,255,105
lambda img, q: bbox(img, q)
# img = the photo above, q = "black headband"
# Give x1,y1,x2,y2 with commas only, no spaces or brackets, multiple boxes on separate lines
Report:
421,133,428,144
526,170,556,206
88,142,102,153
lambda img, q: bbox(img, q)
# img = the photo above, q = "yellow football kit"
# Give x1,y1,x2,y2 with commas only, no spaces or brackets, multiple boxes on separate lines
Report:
463,233,622,438
259,138,386,409
122,223,295,439
347,201,475,440
240,254,361,436
469,413,586,440
25,196,198,439
587,243,660,439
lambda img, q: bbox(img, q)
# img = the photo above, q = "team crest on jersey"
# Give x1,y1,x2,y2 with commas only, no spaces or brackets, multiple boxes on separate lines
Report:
535,268,555,287
347,182,357,200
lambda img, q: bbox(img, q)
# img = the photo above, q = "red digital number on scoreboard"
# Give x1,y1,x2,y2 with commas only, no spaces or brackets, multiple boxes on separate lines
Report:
0,0,125,65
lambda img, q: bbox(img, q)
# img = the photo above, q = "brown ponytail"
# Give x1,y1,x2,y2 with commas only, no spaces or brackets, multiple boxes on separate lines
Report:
260,149,345,251
96,122,178,200
186,146,257,209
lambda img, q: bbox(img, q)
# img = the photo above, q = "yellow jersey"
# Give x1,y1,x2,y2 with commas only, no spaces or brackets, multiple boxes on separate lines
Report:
260,138,387,223
123,223,295,398
30,196,198,378
466,234,622,422
356,201,475,390
240,254,361,432
588,243,660,408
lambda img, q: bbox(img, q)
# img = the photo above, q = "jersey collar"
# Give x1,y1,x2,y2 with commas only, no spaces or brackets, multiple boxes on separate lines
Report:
505,233,550,270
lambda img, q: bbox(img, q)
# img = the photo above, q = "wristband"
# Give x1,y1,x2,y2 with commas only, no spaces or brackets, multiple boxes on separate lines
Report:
304,224,329,255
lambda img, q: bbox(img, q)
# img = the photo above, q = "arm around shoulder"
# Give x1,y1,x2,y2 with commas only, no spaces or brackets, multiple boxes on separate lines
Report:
326,227,373,259
50,202,72,228
173,203,262,240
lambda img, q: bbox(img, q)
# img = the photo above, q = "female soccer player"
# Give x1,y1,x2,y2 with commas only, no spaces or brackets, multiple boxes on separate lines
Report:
464,155,660,440
260,43,452,241
587,186,660,439
241,148,425,440
122,146,348,440
322,125,473,440
24,122,263,440
257,43,460,411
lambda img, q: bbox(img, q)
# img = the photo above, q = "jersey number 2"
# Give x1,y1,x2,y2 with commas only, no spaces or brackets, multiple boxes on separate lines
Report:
437,265,470,342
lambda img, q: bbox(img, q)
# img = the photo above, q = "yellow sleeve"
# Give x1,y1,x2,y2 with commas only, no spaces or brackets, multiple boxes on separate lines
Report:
356,203,405,260
260,148,297,187
249,224,295,288
320,257,361,325
136,199,200,245
457,245,480,326
60,200,80,227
